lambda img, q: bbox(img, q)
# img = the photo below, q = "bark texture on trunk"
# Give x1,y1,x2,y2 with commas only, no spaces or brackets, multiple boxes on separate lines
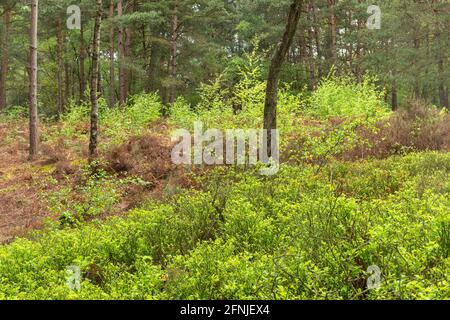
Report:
108,0,116,108
306,0,316,90
263,0,302,157
29,0,39,158
118,0,127,106
169,0,179,105
310,0,322,79
56,18,64,116
79,23,86,103
327,0,337,64
89,0,103,157
0,5,12,110
125,17,133,96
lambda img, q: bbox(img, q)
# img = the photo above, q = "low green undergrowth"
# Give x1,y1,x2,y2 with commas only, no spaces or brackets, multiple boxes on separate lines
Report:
42,161,148,227
1,70,448,301
0,152,448,300
41,93,161,151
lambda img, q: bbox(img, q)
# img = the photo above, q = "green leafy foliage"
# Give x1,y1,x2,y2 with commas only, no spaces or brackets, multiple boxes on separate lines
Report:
0,152,448,300
307,75,390,119
0,61,448,300
42,94,161,150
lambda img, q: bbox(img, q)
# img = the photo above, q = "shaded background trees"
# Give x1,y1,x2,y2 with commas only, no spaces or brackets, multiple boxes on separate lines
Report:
0,0,448,117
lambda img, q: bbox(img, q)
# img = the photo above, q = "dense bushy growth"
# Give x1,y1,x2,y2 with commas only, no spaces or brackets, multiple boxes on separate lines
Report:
308,75,390,118
0,75,448,300
168,55,303,136
42,93,161,149
0,152,448,299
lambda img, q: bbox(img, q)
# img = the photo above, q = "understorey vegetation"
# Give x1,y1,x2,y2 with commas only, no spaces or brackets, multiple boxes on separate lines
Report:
0,0,448,301
0,73,449,300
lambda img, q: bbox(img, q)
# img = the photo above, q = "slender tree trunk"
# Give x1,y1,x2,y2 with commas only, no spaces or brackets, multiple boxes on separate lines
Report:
355,0,364,81
142,27,150,93
346,11,352,69
169,0,179,105
79,23,86,103
264,0,303,157
310,0,322,79
118,0,127,106
108,0,115,107
29,0,39,159
125,1,134,96
297,11,309,85
327,0,337,65
306,0,316,90
125,28,132,95
0,5,12,110
56,18,64,117
89,0,103,157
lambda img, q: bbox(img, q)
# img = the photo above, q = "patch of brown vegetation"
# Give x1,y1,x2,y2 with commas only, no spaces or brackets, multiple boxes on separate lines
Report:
107,134,173,184
344,100,450,160
0,122,60,243
284,100,450,163
104,129,196,208
0,118,197,243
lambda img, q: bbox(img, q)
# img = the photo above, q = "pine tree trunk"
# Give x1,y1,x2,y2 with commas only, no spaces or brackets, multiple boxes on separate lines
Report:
29,0,39,159
89,0,103,157
108,0,116,108
0,5,12,110
264,0,302,157
79,23,86,103
118,0,127,106
125,27,133,95
355,0,364,81
306,0,316,90
169,0,179,105
125,1,134,96
310,0,322,79
328,0,337,65
56,18,64,117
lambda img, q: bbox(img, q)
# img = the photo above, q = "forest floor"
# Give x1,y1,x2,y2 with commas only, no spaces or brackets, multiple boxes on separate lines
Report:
1,104,449,243
0,122,49,242
0,120,178,243
0,98,449,299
